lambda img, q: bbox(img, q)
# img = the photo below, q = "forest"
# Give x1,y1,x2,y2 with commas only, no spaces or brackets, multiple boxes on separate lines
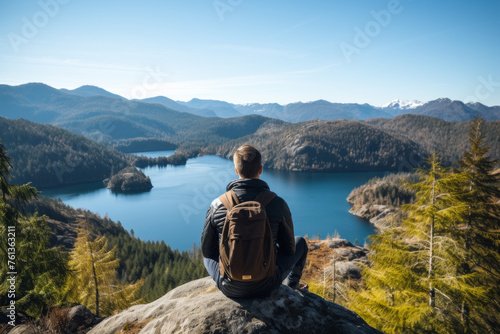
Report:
320,117,499,333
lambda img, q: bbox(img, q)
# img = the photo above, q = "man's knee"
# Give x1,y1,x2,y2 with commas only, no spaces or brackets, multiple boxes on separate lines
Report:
295,236,308,256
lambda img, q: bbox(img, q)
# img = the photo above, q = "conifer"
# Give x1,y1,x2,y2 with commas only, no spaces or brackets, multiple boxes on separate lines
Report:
66,221,143,316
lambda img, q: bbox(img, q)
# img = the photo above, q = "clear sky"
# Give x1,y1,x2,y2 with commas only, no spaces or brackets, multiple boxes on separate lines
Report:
1,0,499,106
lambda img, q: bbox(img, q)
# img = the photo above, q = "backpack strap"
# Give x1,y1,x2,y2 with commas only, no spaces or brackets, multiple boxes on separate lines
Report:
254,190,277,207
218,190,240,211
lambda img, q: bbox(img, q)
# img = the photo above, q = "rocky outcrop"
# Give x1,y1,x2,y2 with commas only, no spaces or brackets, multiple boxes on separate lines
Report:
306,238,369,281
104,166,152,193
5,305,102,334
348,203,399,231
88,277,381,334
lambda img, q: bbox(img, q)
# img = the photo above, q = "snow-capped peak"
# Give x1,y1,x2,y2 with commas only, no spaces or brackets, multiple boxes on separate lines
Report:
381,99,424,109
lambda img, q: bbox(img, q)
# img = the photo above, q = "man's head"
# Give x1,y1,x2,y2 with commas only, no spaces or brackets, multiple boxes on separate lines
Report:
233,145,263,179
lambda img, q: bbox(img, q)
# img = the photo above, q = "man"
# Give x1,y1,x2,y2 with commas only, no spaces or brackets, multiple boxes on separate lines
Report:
201,144,308,298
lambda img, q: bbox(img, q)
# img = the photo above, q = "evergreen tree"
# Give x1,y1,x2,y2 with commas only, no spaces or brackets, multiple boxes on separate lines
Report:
0,141,68,317
452,116,500,332
348,155,465,333
66,221,143,316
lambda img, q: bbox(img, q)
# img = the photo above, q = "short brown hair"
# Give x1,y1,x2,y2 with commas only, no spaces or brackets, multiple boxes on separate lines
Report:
233,145,262,178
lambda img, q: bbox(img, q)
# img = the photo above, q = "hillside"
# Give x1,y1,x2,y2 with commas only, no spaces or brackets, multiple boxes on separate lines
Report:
211,120,424,172
365,114,500,165
0,117,130,188
347,173,418,230
24,196,206,302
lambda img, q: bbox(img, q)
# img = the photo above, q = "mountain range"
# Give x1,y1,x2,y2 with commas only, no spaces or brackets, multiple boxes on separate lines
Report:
4,83,498,122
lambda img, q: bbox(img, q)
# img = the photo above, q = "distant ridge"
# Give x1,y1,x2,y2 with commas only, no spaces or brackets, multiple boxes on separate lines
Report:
380,99,424,109
138,96,218,117
60,85,125,100
2,83,499,122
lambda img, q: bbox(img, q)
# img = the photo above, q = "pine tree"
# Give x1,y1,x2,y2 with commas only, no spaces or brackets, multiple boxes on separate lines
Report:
348,155,466,333
0,141,68,317
66,221,143,316
452,116,500,332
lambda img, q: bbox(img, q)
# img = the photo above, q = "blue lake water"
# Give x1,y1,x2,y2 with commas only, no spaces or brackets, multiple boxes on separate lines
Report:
42,151,387,250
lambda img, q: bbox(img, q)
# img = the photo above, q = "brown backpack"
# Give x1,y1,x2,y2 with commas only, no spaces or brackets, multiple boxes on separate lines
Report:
218,190,277,282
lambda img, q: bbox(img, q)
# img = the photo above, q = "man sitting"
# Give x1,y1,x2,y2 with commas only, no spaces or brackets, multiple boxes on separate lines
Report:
201,144,308,298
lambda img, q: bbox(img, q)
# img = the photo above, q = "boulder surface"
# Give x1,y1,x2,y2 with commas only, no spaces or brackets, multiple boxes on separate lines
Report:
89,276,381,334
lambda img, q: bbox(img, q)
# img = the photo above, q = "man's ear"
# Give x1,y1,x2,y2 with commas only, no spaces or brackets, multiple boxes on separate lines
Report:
258,165,263,175
235,167,240,177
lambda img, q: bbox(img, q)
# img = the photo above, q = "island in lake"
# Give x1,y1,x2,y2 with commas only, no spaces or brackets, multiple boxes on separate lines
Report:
104,166,153,193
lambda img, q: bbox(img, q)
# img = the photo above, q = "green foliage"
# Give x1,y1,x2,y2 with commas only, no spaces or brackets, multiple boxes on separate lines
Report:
0,117,130,188
112,137,177,153
0,141,68,317
211,120,424,172
366,114,500,167
25,196,207,303
133,153,187,168
348,118,500,333
105,166,152,193
65,223,143,317
348,172,419,208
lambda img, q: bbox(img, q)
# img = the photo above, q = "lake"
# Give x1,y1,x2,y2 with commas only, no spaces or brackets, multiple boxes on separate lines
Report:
42,151,387,250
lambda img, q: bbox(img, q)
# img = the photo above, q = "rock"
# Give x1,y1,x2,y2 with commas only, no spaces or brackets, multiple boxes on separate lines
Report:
7,325,34,334
66,305,103,333
349,204,399,231
334,261,362,280
0,307,31,327
327,238,354,248
4,305,102,334
88,277,381,334
104,166,153,193
333,246,367,261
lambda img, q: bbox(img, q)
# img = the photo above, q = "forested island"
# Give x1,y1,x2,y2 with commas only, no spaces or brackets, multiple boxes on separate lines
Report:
104,167,153,193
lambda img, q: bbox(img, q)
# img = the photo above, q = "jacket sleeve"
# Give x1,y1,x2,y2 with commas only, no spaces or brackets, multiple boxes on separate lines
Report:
277,199,295,255
201,203,218,259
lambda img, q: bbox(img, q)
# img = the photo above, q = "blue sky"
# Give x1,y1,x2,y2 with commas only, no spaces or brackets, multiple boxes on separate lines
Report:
1,0,499,106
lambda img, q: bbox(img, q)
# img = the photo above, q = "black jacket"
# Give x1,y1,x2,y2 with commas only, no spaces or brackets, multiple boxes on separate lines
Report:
201,178,295,297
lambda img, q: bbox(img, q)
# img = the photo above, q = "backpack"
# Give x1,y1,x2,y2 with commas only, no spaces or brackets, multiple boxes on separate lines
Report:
218,190,277,282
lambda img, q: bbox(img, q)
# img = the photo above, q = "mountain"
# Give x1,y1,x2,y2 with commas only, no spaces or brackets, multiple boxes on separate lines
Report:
59,85,125,99
365,114,500,165
465,101,500,121
235,100,392,122
88,276,381,334
211,119,424,172
138,96,218,117
380,98,500,121
179,98,243,118
233,102,284,117
237,98,500,122
411,98,481,121
380,99,424,110
0,116,130,188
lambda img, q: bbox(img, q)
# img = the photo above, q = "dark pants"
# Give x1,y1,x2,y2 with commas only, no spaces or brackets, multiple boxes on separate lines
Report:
204,236,308,291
